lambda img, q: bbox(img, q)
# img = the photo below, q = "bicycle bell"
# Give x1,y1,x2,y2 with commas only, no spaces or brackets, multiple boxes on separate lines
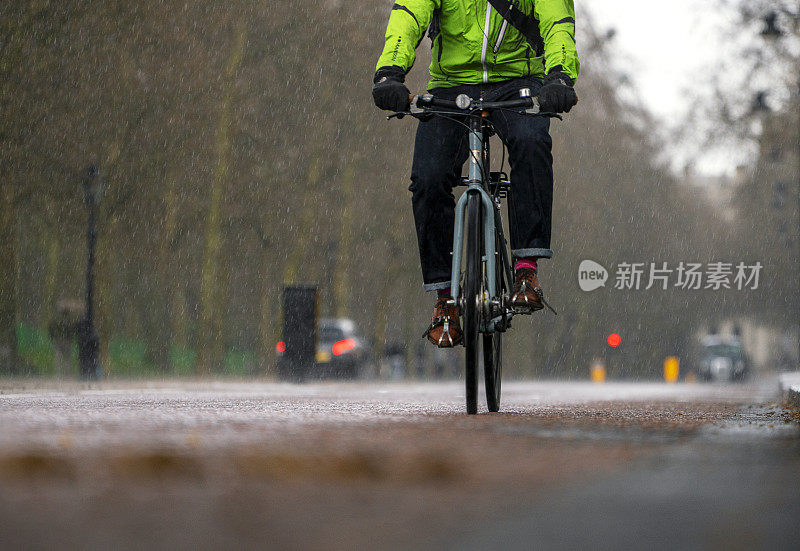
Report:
455,94,471,109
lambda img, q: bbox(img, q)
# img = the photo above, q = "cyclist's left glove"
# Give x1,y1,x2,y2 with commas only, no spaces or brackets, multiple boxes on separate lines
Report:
538,70,578,113
372,66,410,112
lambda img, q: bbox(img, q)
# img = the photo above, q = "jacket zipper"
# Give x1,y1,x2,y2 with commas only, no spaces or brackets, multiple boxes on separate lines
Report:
480,2,492,83
493,20,508,54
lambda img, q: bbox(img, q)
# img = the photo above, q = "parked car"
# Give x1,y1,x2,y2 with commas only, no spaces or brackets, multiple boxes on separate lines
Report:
698,334,750,382
315,318,370,378
277,318,370,379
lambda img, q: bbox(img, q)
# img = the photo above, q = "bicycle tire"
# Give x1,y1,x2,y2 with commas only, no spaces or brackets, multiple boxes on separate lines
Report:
484,234,504,412
483,333,502,411
464,193,481,415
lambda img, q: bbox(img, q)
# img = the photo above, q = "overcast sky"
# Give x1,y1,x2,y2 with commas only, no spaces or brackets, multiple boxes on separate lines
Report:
582,0,743,174
584,0,726,117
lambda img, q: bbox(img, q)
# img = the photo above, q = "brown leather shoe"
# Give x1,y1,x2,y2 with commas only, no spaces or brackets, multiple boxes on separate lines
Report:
422,298,462,347
510,268,544,311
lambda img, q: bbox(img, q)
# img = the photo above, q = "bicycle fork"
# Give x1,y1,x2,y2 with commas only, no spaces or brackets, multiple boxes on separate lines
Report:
450,121,498,328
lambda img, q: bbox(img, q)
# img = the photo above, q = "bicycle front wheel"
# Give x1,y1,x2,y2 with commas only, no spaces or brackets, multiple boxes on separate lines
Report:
463,193,481,415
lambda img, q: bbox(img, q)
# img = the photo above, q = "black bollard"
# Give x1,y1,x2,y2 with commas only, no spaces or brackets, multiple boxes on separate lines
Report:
279,286,318,381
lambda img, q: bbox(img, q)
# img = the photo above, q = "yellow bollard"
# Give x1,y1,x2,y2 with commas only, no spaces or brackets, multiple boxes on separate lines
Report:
590,358,606,383
664,356,680,383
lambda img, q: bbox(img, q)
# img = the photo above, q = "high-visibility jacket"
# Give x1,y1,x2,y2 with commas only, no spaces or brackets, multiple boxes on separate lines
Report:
376,0,579,89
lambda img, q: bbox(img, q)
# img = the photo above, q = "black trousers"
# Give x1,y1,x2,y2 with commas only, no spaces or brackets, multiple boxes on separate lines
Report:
409,77,554,291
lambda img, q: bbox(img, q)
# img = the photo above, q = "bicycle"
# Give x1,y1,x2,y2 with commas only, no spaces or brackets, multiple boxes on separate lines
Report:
389,89,559,414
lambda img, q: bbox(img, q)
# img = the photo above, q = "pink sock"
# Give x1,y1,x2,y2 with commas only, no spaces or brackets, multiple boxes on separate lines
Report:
515,258,538,272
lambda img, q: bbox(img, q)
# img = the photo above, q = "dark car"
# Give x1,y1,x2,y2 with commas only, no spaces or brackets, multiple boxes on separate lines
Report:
277,318,370,380
315,318,370,378
317,318,369,379
698,335,750,382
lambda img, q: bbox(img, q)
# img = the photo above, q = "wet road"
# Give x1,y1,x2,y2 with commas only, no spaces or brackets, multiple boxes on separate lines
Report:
0,378,798,550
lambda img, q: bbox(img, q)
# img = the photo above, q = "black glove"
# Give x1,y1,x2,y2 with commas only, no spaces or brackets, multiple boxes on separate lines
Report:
372,66,411,112
538,70,578,113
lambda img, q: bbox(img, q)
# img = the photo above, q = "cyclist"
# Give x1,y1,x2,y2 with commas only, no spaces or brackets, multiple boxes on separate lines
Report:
372,0,579,347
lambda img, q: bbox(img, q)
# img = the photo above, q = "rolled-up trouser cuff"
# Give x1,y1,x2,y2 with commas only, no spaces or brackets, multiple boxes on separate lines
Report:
423,280,452,292
513,248,553,259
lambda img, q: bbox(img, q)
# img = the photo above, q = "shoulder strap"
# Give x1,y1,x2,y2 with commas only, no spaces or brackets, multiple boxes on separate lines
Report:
486,0,544,56
427,10,440,41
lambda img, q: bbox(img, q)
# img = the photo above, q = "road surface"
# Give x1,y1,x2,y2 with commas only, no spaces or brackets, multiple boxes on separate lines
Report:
0,378,798,550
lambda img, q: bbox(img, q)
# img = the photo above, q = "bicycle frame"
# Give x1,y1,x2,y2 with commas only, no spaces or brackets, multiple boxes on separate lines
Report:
450,116,497,323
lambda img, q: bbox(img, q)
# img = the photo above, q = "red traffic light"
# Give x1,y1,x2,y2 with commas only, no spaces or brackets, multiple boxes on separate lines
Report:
607,333,621,347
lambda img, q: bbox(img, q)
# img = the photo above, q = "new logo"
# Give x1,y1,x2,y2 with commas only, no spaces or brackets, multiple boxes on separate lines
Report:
578,260,608,292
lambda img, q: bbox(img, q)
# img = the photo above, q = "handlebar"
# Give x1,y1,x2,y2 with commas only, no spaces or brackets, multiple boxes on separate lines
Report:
388,89,563,121
414,93,539,112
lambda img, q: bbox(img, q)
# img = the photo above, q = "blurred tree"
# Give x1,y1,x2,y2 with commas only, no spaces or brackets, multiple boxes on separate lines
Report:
197,14,247,375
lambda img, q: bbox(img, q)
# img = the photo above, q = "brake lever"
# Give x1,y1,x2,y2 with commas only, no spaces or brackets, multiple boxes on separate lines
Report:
522,111,563,120
521,97,563,120
386,107,434,122
542,112,564,121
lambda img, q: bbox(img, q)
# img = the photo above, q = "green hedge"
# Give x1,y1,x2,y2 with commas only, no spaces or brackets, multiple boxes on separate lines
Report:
15,323,258,377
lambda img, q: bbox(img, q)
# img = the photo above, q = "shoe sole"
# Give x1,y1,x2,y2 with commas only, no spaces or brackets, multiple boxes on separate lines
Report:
511,303,544,314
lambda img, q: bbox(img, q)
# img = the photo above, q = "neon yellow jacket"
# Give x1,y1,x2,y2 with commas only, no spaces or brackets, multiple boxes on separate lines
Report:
376,0,579,88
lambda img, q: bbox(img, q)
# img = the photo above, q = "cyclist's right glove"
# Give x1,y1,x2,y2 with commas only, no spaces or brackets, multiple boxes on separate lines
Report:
372,66,411,112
